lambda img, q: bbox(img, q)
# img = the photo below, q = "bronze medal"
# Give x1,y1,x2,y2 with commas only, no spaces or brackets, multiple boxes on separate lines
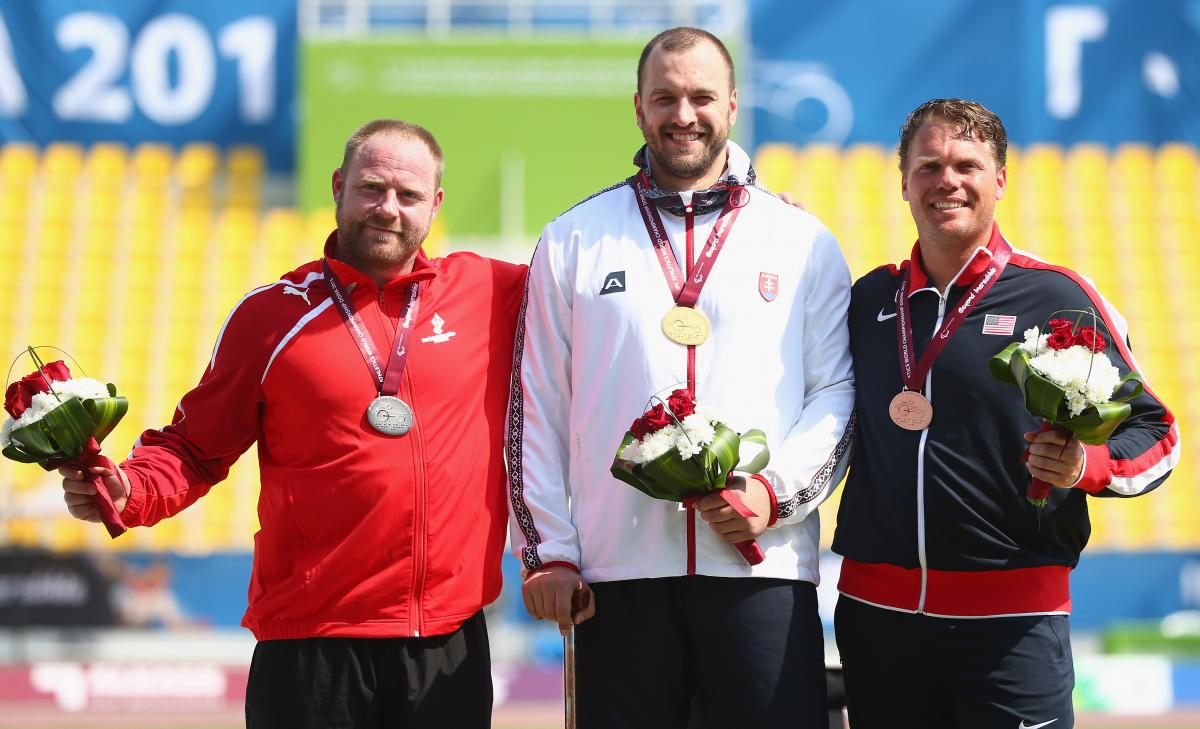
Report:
889,390,933,431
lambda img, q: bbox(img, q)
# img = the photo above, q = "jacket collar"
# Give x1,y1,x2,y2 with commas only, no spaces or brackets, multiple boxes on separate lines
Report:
322,231,438,293
907,222,1004,295
633,140,755,217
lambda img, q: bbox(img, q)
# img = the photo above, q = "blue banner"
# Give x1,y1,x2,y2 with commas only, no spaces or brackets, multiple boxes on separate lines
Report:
0,0,295,170
749,0,1200,148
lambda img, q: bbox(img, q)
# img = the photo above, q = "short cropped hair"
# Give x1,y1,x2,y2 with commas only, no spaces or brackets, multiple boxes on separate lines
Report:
340,119,445,186
898,98,1008,172
636,26,735,94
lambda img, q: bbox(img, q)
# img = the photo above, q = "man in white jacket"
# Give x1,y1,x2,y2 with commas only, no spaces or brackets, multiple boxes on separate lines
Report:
507,27,855,727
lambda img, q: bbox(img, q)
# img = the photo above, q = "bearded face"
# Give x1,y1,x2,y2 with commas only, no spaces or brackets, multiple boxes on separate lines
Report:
635,40,737,192
331,133,443,282
642,117,728,185
334,192,429,271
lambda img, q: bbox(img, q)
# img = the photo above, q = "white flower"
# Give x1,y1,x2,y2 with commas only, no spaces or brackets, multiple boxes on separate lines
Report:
619,441,643,463
681,413,715,443
620,408,722,464
1025,341,1123,418
639,426,679,462
0,377,108,448
675,433,704,460
1019,327,1050,356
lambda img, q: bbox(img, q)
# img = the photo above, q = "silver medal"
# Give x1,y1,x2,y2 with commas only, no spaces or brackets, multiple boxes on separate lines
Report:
367,395,414,436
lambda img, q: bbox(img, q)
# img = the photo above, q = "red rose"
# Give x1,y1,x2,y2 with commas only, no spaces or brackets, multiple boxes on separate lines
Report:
666,389,696,419
642,403,673,431
1048,318,1074,334
1074,326,1106,353
3,360,72,419
1046,331,1075,350
631,403,673,440
631,406,666,440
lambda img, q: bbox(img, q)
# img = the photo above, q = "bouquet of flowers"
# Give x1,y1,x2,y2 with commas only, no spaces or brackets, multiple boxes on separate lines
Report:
610,388,770,564
2,348,129,537
989,312,1143,506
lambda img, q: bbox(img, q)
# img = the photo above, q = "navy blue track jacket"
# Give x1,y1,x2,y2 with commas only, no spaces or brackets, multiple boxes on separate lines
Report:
833,225,1179,617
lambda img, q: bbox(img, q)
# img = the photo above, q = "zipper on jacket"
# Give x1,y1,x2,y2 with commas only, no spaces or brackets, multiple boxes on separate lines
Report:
378,286,427,638
684,206,697,576
409,366,429,637
915,293,947,613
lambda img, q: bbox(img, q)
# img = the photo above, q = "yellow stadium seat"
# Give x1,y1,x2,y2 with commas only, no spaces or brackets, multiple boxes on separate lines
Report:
305,208,334,248
42,142,84,182
753,143,799,195
176,142,219,190
1112,144,1154,202
228,145,265,182
0,143,38,183
86,142,128,177
132,143,174,180
5,517,41,546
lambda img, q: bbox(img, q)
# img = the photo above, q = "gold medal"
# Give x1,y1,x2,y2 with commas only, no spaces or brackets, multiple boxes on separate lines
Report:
662,306,711,346
889,390,933,431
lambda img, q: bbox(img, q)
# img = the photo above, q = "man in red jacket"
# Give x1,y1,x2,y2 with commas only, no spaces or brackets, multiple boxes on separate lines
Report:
59,119,527,728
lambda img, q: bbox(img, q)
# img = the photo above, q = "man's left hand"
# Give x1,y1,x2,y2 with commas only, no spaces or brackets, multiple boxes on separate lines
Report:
695,474,772,543
776,191,806,210
1024,429,1085,488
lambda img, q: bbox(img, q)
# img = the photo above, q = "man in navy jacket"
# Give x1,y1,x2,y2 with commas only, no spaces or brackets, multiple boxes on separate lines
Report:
833,98,1178,729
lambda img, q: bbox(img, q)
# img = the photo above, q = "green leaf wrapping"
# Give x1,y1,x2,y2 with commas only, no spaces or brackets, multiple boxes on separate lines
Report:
2,390,128,468
81,395,129,445
2,443,44,463
988,345,1142,445
988,342,1022,385
610,424,771,503
39,397,93,458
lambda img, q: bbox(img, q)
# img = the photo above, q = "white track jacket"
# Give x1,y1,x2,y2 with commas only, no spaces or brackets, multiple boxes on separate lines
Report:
508,143,856,585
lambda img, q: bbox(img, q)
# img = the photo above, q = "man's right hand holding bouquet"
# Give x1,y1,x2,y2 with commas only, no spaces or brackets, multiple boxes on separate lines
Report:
692,472,772,549
59,458,131,527
2,348,130,537
611,388,772,565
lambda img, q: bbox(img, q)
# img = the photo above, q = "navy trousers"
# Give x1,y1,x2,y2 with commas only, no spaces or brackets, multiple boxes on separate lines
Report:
835,596,1075,729
575,576,828,729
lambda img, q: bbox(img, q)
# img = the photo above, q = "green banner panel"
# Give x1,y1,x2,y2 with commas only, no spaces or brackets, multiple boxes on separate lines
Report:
300,37,651,245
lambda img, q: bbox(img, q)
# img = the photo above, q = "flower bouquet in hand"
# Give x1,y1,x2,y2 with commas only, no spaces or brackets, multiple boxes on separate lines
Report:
2,347,129,537
610,388,770,564
989,311,1143,506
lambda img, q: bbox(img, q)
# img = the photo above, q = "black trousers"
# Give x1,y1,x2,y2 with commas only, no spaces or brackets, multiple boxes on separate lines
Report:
835,596,1075,729
245,611,492,729
576,576,827,729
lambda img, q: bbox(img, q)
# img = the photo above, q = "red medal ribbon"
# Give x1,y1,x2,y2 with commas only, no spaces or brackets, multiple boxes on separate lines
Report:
895,238,1012,392
45,436,127,539
323,261,421,397
630,174,743,307
629,175,762,568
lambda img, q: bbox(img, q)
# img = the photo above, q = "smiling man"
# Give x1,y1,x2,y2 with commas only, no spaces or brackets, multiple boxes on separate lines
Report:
60,120,526,728
509,27,855,728
832,99,1179,729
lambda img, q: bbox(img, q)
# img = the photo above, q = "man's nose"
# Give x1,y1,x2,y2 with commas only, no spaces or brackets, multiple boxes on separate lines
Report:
936,166,960,190
671,100,698,127
375,189,400,218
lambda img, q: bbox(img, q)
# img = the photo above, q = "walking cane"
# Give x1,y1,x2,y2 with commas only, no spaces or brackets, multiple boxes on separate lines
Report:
564,622,577,729
564,587,591,729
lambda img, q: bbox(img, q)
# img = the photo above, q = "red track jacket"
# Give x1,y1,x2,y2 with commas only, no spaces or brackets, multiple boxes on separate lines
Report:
119,234,526,639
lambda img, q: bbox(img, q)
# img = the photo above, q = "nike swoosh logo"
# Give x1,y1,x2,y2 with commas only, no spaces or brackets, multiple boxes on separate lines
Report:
1019,719,1059,729
877,309,897,322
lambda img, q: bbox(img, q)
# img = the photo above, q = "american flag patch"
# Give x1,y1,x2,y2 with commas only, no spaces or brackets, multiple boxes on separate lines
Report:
982,314,1017,335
